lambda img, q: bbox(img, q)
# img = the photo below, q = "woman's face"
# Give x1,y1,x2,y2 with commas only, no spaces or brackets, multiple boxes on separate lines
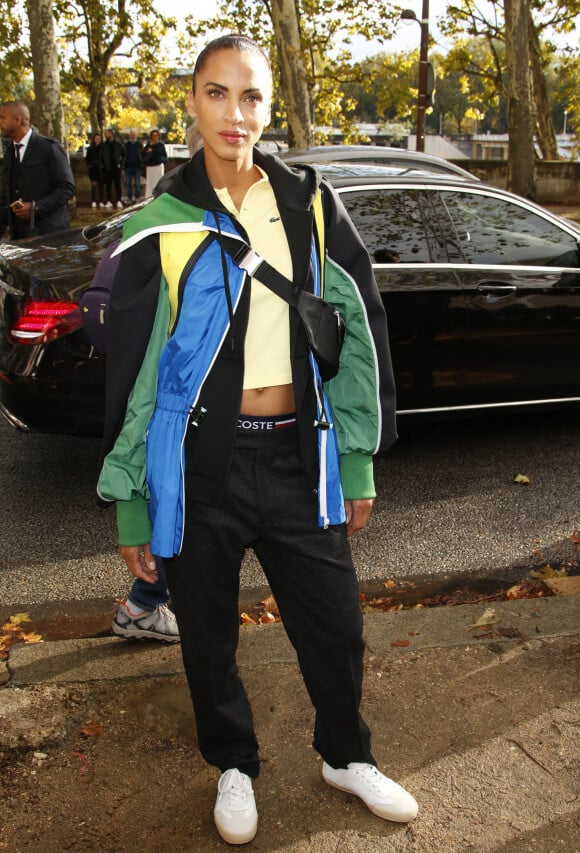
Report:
188,48,272,171
94,134,102,145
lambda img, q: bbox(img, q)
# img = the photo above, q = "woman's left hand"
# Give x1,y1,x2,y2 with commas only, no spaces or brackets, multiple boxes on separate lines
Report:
344,499,374,536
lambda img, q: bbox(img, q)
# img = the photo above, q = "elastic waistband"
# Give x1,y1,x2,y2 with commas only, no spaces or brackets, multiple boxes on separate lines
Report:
237,413,297,433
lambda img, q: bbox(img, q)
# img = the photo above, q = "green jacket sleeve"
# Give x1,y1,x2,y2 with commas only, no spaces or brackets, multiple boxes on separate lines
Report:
97,278,170,545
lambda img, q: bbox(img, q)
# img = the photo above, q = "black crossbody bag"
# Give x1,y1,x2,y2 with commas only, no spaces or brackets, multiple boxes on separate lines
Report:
220,234,346,382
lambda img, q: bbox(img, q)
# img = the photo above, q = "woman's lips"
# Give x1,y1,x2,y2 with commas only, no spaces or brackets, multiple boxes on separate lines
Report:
220,131,246,143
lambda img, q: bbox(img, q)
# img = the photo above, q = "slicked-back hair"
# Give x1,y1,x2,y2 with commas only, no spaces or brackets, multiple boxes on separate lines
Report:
192,34,272,93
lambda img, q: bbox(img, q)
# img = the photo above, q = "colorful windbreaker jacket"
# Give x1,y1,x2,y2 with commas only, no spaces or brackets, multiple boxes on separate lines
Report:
97,148,397,558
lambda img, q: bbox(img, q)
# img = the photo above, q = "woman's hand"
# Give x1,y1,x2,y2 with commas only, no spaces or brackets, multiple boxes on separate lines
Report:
119,543,159,583
344,499,374,537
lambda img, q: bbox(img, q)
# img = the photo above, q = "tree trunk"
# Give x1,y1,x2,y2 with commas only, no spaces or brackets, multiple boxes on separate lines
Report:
25,0,65,145
528,12,560,160
504,0,536,198
270,0,313,149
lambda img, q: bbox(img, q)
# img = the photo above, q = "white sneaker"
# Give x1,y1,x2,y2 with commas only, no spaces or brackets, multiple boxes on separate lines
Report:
214,768,258,845
116,200,123,209
98,202,105,208
322,762,418,822
112,600,180,643
105,201,113,208
91,201,97,208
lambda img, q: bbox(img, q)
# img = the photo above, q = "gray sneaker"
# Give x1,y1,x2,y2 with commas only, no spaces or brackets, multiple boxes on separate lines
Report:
112,600,180,643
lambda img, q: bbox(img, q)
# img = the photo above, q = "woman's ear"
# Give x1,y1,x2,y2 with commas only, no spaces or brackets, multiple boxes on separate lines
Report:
187,90,196,118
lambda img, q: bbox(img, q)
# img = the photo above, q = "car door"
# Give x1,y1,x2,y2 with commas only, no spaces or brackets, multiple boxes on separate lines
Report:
434,188,580,406
338,185,466,412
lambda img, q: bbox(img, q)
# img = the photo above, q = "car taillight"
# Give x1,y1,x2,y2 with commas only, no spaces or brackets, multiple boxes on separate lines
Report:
9,300,82,344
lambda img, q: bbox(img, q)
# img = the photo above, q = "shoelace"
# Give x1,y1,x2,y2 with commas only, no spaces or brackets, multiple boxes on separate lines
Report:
156,604,175,626
349,763,393,795
218,770,252,809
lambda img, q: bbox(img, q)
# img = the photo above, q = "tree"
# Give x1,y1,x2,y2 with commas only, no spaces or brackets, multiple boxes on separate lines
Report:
442,0,579,157
0,3,31,101
270,0,312,147
504,0,536,197
25,0,65,143
53,0,177,135
184,0,401,146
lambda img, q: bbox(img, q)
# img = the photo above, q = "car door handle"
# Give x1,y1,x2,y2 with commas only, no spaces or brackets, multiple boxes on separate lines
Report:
476,284,517,297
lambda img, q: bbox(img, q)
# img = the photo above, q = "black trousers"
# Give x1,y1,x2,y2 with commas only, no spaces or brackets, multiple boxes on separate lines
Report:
165,425,374,779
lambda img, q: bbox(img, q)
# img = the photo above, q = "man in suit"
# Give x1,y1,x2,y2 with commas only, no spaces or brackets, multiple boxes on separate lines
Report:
0,100,75,240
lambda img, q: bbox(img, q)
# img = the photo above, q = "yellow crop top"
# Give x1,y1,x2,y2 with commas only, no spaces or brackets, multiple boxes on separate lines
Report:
215,171,293,389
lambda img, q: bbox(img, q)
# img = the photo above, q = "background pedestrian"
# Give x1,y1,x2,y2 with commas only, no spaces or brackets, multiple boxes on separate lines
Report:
85,132,105,208
99,128,125,209
0,100,75,240
142,128,167,197
123,129,144,203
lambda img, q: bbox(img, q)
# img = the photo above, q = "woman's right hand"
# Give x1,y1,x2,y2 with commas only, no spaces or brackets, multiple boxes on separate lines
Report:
119,543,159,584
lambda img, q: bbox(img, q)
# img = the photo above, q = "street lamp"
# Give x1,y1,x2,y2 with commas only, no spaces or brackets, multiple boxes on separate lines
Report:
401,0,430,152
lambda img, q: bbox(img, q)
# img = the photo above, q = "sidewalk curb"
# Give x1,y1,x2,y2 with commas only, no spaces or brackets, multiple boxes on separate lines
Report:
4,595,578,688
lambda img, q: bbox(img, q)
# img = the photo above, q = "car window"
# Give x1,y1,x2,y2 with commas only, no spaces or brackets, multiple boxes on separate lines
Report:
438,191,580,268
339,188,437,263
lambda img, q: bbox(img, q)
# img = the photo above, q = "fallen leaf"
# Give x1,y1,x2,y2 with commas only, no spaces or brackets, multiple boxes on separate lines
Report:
260,595,279,616
390,639,410,648
513,473,530,485
529,564,567,580
79,722,102,737
20,631,43,645
0,613,43,658
568,529,580,544
240,612,257,625
7,613,32,627
466,608,498,631
383,580,396,589
259,611,277,624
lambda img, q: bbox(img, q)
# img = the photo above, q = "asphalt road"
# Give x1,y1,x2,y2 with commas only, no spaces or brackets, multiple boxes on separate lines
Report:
0,410,578,609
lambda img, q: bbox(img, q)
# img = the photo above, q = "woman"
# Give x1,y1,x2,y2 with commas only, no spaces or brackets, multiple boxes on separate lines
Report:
85,132,104,208
142,128,168,197
98,34,418,846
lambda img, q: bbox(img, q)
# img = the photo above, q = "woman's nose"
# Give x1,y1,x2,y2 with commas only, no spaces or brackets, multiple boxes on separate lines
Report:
225,101,243,123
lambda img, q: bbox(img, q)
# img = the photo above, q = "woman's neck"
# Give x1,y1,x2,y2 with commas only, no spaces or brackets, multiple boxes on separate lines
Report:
204,153,261,210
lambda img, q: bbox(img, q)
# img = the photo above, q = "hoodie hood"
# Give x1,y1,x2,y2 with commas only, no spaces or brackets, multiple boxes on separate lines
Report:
155,147,320,215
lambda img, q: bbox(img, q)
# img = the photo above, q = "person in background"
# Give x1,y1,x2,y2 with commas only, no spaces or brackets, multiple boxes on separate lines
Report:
123,129,144,204
100,128,125,209
0,100,75,240
97,34,417,847
142,128,167,197
85,132,105,208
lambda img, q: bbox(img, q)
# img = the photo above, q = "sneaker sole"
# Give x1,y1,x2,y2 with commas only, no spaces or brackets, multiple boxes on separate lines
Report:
111,622,180,643
213,812,258,845
323,773,418,823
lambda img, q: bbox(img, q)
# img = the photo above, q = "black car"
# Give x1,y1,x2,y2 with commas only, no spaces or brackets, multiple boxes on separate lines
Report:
280,144,478,180
1,162,579,436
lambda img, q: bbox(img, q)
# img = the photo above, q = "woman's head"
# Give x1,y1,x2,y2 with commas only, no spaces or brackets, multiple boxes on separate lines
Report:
192,35,272,95
92,133,102,145
188,34,272,170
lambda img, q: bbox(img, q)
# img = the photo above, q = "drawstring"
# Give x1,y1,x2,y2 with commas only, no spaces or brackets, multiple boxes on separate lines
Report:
212,211,236,350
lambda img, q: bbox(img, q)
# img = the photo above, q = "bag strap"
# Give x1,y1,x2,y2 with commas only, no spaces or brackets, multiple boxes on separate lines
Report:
217,232,303,308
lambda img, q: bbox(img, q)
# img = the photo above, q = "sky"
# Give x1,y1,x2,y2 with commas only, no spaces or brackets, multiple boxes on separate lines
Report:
155,0,450,62
154,0,577,66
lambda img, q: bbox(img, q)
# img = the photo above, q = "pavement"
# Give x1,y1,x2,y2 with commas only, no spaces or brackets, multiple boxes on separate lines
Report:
1,593,578,852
